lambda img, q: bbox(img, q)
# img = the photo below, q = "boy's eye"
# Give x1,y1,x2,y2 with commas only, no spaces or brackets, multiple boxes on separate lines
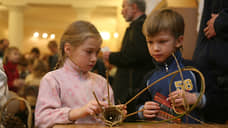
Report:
147,40,153,44
159,40,167,43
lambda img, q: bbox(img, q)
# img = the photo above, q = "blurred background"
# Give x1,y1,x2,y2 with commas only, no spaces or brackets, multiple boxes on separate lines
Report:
0,0,203,60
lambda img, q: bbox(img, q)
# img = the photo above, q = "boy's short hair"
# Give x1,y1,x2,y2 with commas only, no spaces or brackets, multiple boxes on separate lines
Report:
143,9,185,38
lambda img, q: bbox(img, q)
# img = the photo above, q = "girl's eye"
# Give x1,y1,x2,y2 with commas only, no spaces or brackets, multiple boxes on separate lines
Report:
86,50,93,54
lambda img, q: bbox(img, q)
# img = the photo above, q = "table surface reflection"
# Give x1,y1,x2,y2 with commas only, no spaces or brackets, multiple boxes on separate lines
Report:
53,123,228,128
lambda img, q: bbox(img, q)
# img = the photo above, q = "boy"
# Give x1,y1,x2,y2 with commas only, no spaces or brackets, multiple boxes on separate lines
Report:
136,9,206,123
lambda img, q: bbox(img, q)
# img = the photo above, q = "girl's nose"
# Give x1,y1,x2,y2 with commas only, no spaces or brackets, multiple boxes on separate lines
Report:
91,54,97,62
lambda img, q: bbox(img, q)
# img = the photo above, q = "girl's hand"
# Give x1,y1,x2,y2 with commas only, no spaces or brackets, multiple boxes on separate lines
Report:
168,90,197,107
143,101,160,119
83,100,106,116
69,100,107,121
116,104,127,116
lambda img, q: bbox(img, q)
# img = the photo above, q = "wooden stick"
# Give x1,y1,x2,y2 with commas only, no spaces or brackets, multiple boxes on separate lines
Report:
126,108,144,118
92,91,103,110
106,70,111,105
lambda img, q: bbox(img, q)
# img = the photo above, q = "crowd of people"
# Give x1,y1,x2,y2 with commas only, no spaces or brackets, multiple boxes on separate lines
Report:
0,0,227,127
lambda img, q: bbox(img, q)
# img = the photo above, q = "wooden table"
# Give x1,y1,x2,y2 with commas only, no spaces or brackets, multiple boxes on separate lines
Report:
53,123,228,128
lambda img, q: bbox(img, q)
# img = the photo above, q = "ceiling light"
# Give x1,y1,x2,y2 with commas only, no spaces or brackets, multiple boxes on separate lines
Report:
114,32,119,38
33,32,39,38
42,33,48,39
100,32,110,40
50,34,55,39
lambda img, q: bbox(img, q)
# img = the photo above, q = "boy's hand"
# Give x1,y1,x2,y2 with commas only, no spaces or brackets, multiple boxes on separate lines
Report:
143,101,160,118
168,90,197,107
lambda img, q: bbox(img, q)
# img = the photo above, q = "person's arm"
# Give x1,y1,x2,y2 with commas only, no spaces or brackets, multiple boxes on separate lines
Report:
109,22,152,67
35,75,73,128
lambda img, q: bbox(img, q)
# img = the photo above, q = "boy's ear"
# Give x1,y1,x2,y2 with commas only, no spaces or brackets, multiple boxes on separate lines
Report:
64,42,71,56
175,35,184,48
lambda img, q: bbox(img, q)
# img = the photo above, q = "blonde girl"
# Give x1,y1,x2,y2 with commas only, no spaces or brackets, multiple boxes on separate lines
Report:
35,21,116,128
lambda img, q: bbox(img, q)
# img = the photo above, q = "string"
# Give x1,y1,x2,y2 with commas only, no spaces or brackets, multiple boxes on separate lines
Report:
171,53,189,114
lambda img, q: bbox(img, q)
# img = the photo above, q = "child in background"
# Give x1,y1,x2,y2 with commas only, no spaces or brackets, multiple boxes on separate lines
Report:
136,9,205,123
3,47,25,93
18,55,30,79
35,21,119,128
25,59,48,86
23,59,48,107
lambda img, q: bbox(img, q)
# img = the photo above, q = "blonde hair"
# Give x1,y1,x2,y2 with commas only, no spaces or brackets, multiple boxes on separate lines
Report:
3,47,19,65
143,9,185,39
32,59,48,77
56,20,102,69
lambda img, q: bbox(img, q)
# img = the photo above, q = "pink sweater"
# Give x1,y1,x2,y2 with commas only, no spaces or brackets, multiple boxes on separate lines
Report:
35,59,114,128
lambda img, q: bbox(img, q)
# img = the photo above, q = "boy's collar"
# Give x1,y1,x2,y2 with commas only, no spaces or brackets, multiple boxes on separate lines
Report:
153,50,182,67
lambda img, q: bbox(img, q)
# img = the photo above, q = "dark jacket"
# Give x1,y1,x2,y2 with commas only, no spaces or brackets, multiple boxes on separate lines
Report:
136,51,201,123
193,0,228,123
109,14,154,119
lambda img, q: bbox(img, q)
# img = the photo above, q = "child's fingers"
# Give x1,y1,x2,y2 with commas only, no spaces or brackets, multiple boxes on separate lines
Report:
169,90,183,97
172,98,184,107
116,104,127,109
143,109,159,118
144,102,160,110
88,103,103,114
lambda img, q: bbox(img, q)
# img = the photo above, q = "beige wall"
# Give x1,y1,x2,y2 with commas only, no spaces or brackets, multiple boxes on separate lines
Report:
173,8,198,60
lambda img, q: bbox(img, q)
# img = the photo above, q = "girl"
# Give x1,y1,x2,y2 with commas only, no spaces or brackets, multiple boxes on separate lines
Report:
3,47,25,93
35,21,116,128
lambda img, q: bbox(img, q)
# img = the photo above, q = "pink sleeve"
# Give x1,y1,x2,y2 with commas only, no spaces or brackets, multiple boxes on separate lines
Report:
35,74,72,128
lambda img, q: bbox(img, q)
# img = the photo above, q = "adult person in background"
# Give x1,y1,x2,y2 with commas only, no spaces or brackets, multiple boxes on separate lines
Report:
0,39,9,64
47,40,59,71
193,0,228,123
103,0,154,121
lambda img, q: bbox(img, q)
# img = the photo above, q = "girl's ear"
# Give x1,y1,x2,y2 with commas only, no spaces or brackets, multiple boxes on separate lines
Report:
175,35,184,48
64,42,71,57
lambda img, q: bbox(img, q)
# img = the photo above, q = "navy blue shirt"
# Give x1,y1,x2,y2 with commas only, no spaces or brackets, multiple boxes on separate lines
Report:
137,51,200,123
